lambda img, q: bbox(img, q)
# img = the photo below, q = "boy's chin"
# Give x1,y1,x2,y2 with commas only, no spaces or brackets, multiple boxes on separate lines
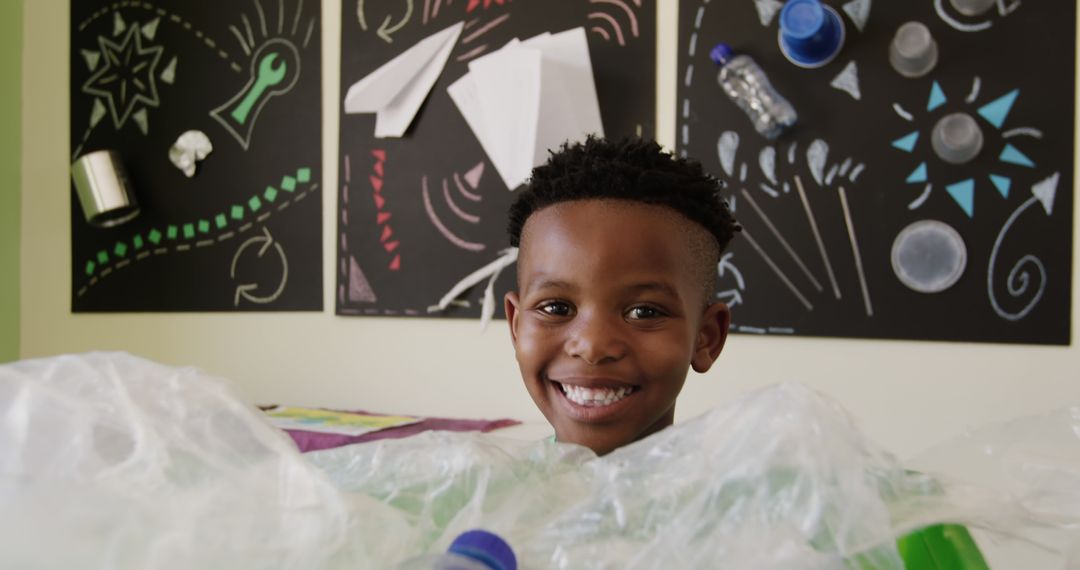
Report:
554,425,642,457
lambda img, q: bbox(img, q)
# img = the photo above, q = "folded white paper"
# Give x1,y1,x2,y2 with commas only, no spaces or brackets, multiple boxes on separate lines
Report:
344,22,464,138
449,27,605,190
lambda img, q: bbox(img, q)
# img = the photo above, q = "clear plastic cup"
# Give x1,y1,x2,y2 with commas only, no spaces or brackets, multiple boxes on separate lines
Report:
889,22,938,78
931,113,984,165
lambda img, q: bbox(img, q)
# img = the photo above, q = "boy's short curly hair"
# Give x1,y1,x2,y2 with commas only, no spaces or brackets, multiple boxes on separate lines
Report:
508,137,738,295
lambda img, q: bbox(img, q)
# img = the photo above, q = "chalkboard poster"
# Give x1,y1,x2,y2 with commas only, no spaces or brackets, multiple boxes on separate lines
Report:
71,0,322,311
678,0,1073,344
337,0,657,318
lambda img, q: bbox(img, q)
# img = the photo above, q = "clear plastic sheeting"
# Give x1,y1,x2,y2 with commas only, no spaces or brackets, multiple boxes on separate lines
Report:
1,353,1078,569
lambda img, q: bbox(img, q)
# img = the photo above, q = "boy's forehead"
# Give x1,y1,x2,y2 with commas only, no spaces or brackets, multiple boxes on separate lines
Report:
518,200,705,273
520,199,707,249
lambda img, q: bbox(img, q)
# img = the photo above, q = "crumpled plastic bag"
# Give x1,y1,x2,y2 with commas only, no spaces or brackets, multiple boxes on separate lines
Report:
1,352,1077,569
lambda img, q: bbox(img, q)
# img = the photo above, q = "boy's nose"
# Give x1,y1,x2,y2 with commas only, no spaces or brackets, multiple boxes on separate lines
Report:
565,313,627,365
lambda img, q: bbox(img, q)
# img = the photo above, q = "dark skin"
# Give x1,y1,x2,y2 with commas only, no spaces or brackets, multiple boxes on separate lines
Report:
505,199,730,456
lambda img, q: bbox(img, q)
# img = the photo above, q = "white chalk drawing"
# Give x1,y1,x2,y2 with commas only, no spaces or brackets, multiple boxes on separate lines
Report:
82,25,164,131
849,163,865,182
717,289,744,308
997,0,1022,16
718,251,747,291
742,229,814,311
838,185,873,316
807,139,829,186
753,0,784,27
759,145,777,184
1003,127,1043,139
934,0,992,32
842,0,872,32
908,183,933,210
787,141,797,164
358,0,415,43
965,76,981,103
231,226,289,306
893,103,914,121
891,220,967,293
987,172,1057,321
718,131,739,176
211,39,301,150
759,183,779,198
824,164,840,186
830,61,861,100
794,175,841,299
739,162,748,182
838,157,853,177
741,188,824,292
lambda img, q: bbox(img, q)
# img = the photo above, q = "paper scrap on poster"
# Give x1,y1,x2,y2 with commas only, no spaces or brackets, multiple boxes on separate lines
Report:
449,27,604,190
264,406,420,436
344,22,464,138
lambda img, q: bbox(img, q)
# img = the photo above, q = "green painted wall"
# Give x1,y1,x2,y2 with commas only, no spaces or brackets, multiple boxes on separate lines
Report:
0,0,22,362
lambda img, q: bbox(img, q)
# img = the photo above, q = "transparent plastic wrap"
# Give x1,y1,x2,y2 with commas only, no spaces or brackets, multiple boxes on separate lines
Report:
2,353,1077,569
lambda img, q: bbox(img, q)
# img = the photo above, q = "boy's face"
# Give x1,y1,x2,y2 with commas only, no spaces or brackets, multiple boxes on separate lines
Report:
505,199,729,456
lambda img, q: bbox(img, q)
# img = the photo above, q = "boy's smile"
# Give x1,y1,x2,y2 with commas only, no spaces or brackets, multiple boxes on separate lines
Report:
505,199,729,456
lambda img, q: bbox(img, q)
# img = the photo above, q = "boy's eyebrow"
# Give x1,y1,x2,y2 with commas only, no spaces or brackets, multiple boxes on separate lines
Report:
527,277,578,294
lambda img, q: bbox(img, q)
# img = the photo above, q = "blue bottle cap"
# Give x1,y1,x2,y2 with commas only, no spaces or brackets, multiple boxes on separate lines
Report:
709,42,734,66
448,529,517,570
778,0,845,68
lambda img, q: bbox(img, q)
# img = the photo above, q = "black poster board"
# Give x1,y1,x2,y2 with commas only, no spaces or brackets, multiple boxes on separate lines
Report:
71,0,322,311
678,0,1074,344
337,0,657,318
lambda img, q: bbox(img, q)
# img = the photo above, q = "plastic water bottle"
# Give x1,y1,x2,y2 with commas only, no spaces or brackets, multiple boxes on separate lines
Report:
710,43,798,139
396,529,517,570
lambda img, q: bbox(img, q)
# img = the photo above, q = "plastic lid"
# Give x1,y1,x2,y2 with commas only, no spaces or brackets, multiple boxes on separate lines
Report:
448,530,517,570
709,42,734,66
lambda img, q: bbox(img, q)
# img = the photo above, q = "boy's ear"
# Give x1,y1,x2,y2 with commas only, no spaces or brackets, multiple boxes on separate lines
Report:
691,302,730,373
504,291,521,345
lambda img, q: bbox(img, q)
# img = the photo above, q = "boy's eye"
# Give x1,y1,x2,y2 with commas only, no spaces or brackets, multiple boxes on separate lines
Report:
626,305,663,320
539,301,573,317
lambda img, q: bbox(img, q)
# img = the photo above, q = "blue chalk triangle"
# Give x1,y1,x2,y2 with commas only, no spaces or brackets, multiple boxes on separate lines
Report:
978,89,1020,129
927,81,947,112
999,144,1035,167
892,131,920,153
945,179,975,217
989,174,1011,198
906,162,928,183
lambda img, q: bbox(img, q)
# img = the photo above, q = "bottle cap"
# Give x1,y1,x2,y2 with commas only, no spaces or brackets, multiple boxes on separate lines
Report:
709,42,734,66
778,0,845,68
448,530,517,570
949,0,996,17
889,21,938,78
931,112,984,165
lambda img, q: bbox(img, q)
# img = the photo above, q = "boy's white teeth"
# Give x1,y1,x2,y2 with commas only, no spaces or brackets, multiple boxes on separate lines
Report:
560,383,633,406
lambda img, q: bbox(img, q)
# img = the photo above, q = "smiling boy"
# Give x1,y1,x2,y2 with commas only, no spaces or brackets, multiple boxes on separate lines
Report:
504,137,739,456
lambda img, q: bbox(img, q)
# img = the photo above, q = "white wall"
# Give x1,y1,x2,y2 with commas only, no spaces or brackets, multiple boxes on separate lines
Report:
21,1,1080,459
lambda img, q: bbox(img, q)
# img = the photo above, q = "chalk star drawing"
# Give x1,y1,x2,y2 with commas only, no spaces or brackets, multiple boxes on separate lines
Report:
82,23,164,132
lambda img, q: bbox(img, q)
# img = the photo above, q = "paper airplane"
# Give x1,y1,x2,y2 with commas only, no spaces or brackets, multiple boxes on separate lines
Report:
344,22,464,138
449,27,604,190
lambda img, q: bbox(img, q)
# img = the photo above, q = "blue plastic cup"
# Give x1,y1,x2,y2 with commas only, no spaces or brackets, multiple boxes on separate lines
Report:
778,0,845,68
